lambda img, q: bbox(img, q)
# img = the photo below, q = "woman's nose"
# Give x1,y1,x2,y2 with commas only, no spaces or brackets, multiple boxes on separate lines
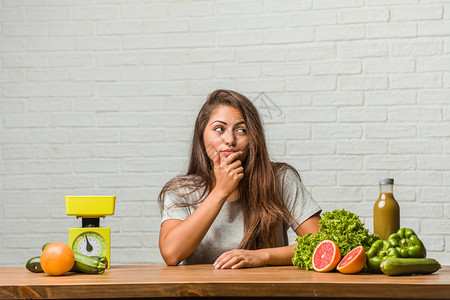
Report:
224,129,236,145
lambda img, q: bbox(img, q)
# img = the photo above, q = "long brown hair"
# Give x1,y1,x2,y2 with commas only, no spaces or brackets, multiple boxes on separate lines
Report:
158,89,298,249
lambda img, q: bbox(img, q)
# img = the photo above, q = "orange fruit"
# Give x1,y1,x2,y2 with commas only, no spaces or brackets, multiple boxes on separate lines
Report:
337,245,367,274
40,242,75,276
312,240,341,272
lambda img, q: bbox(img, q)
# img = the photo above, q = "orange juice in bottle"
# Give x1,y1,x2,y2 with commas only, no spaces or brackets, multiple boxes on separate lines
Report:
373,178,400,240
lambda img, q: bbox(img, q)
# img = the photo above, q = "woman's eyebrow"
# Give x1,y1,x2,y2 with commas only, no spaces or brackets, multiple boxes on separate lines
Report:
210,120,227,126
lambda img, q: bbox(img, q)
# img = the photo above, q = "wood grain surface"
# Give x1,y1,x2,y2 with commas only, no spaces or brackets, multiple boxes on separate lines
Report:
1,264,449,299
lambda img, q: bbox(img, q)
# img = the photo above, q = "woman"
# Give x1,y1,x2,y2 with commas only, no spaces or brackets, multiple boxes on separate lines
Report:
158,89,321,269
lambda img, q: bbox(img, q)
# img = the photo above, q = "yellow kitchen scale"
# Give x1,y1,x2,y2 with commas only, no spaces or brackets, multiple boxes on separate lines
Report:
65,196,115,268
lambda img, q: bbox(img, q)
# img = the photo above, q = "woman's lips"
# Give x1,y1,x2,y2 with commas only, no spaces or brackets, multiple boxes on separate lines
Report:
222,149,236,157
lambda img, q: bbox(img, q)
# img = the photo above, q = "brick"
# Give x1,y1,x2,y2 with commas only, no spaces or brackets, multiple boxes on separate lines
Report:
215,64,261,79
367,0,418,5
338,140,387,154
364,58,415,73
312,187,364,202
0,162,26,175
49,175,96,188
169,1,214,17
287,108,336,122
312,60,361,75
0,98,25,113
4,113,49,128
190,17,236,32
73,128,119,143
50,113,96,127
3,53,48,68
366,91,416,106
27,70,70,82
3,175,49,190
236,79,284,93
390,39,443,56
0,130,27,144
217,31,264,47
216,0,263,16
76,37,121,51
418,56,450,71
422,220,450,234
189,49,234,63
418,90,450,104
142,142,190,158
3,145,48,159
312,124,362,139
420,236,444,251
73,159,119,174
392,5,443,21
120,4,167,19
287,141,336,155
238,47,288,63
366,156,416,170
339,75,388,90
390,171,442,186
390,140,443,154
49,145,93,159
339,8,389,24
287,76,336,92
96,84,141,97
265,0,311,11
266,124,310,140
419,124,450,137
27,220,71,233
266,28,315,44
48,22,94,36
96,144,140,158
2,23,47,36
289,44,337,61
312,156,363,170
120,129,166,143
389,107,442,122
97,113,142,127
25,37,74,51
365,125,416,139
338,171,389,186
72,6,120,20
317,25,365,41
240,15,286,29
263,63,310,76
339,108,387,122
25,8,70,21
0,9,24,22
390,73,442,89
419,20,450,36
339,41,387,58
111,234,142,248
27,160,72,174
0,220,27,234
0,70,25,84
122,159,167,173
313,0,364,9
165,65,213,80
50,79,95,96
290,10,336,26
143,232,160,248
300,172,336,186
418,156,450,170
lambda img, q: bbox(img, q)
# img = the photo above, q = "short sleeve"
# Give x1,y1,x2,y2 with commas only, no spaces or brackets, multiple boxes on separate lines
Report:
281,168,321,231
160,190,192,225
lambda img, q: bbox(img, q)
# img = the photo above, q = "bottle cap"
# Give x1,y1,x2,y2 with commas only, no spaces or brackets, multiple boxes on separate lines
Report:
379,178,394,185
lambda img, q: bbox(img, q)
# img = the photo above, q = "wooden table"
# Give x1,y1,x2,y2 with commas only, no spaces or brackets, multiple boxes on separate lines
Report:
1,264,449,299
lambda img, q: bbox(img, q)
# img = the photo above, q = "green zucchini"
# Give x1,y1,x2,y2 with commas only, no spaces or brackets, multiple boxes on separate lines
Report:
380,257,441,276
26,256,43,273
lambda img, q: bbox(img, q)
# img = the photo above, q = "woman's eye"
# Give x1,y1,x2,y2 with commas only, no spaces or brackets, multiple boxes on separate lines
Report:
214,126,224,132
237,128,247,134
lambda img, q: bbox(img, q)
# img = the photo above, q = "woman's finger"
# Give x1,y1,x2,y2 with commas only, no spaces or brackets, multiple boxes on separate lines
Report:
213,151,220,167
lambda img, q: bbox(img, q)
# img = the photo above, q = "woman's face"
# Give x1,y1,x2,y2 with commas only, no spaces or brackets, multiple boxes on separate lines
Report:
203,105,249,162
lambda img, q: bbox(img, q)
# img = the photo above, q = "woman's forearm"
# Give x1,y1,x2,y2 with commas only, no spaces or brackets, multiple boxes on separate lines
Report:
159,189,228,265
258,244,297,266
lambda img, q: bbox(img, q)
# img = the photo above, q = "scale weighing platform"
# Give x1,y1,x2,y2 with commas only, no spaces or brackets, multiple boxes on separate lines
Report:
65,196,115,268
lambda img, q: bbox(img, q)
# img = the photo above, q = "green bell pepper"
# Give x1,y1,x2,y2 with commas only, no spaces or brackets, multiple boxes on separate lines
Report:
366,228,427,273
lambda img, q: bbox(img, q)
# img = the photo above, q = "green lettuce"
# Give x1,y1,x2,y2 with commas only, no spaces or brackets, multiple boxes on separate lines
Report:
292,209,379,270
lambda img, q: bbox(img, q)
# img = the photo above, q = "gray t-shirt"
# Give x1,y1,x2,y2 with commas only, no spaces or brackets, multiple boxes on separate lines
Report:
160,168,321,265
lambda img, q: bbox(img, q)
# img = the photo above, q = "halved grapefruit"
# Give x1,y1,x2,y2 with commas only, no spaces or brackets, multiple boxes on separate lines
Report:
312,240,341,272
337,245,366,274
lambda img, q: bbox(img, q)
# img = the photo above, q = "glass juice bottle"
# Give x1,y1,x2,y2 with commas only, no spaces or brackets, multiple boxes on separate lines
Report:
373,178,400,240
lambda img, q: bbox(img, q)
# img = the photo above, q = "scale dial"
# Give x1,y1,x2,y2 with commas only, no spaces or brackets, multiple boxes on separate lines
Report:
72,231,107,257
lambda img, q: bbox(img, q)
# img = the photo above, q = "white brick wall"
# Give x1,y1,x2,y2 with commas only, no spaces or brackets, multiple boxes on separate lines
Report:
1,0,449,267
